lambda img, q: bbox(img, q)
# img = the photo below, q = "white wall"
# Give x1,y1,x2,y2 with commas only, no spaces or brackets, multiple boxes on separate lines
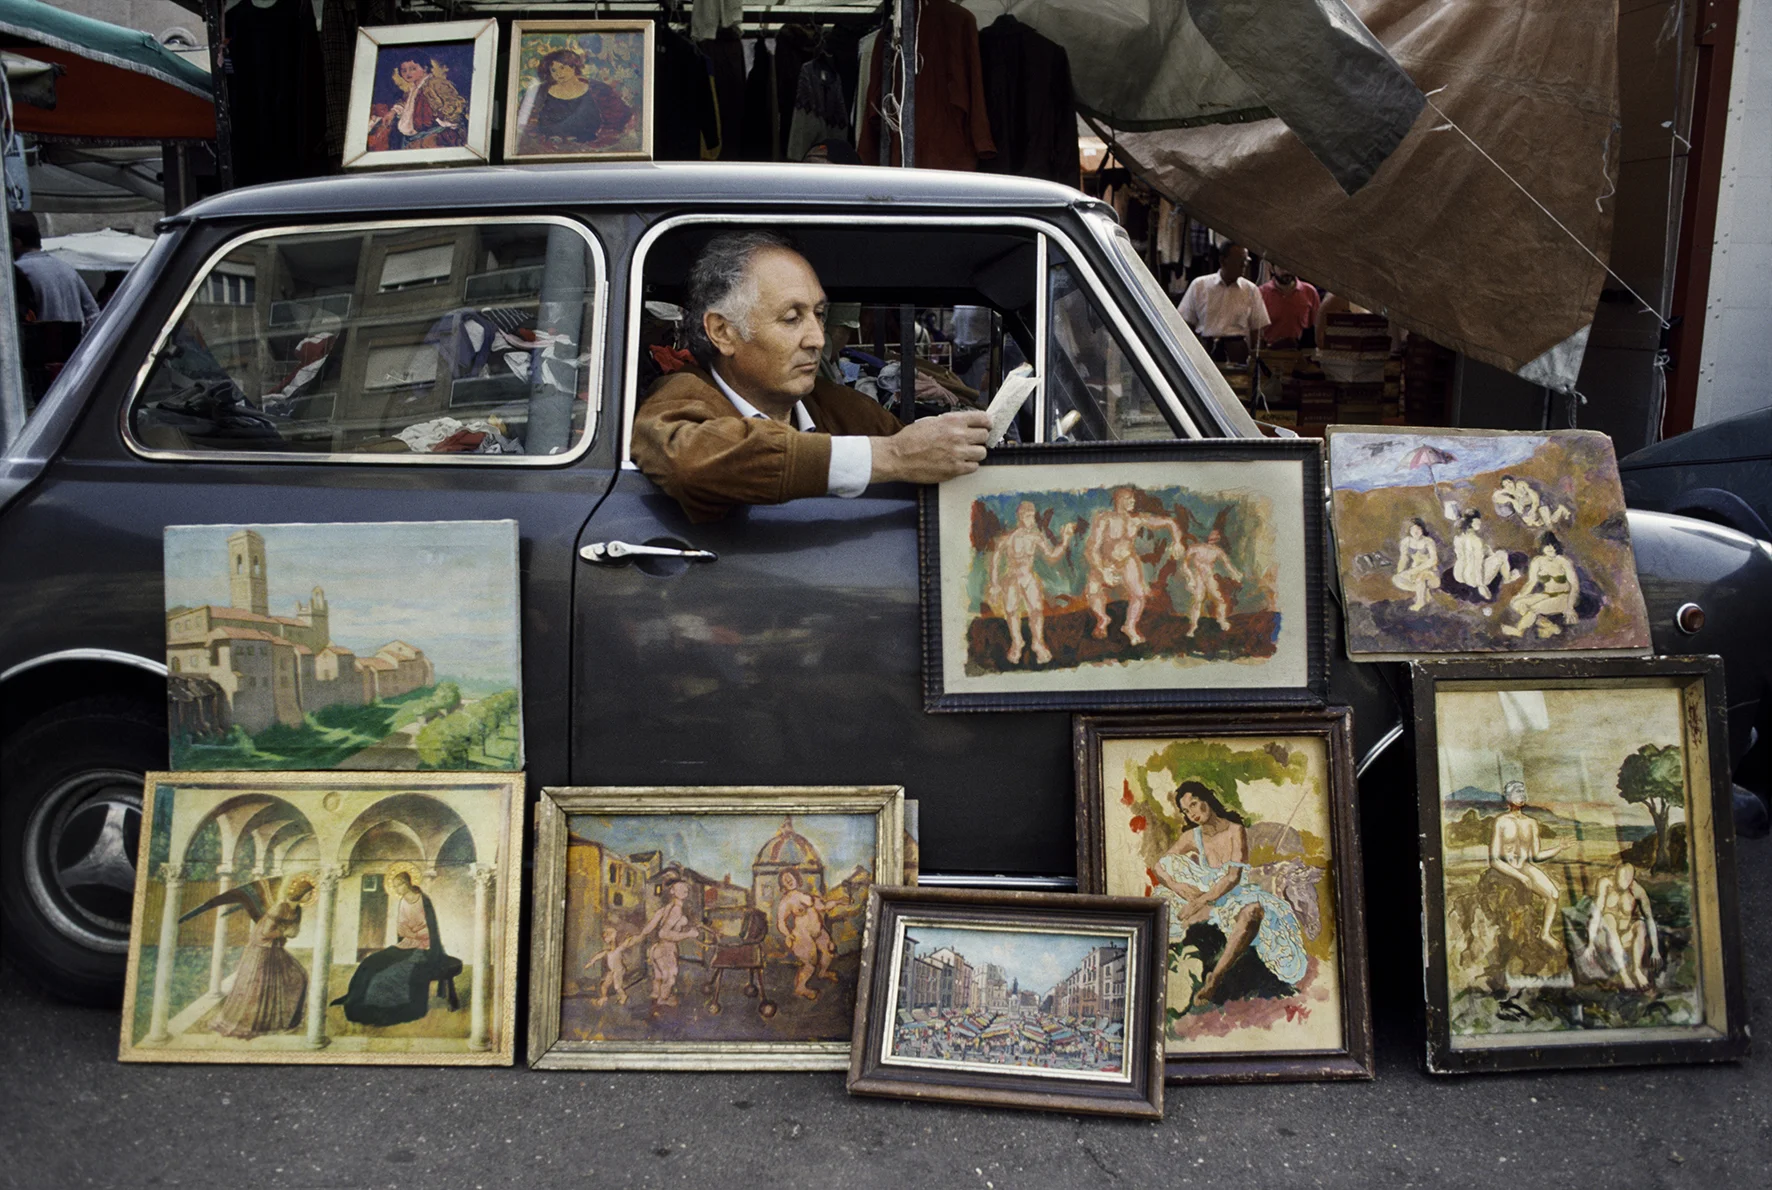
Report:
1694,0,1772,425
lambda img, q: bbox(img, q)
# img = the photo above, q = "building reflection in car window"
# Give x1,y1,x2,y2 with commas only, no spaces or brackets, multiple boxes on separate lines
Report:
130,222,599,459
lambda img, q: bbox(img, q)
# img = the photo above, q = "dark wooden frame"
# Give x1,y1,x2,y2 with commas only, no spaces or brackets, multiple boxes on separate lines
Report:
1074,708,1373,1083
847,887,1167,1119
1412,655,1749,1074
918,438,1328,712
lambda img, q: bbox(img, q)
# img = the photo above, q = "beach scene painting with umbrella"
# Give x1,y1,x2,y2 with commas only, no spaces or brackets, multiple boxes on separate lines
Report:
1326,427,1651,660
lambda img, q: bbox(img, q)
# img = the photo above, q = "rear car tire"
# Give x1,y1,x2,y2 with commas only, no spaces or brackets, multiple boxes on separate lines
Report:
1,697,166,1004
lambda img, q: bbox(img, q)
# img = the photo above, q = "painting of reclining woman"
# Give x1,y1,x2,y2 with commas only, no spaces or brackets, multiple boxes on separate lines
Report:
1416,658,1747,1072
1326,427,1651,660
925,445,1322,710
1077,711,1373,1081
120,772,524,1065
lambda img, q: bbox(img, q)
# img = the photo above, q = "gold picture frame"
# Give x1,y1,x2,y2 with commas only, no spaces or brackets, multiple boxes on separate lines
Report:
528,785,904,1070
342,20,499,170
119,771,525,1065
502,20,655,163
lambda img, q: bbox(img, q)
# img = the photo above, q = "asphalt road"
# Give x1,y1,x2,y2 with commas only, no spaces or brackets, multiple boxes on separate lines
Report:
3,836,1768,1190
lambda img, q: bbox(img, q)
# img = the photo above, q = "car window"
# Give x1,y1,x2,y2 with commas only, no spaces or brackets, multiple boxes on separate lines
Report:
129,219,601,460
1045,251,1175,443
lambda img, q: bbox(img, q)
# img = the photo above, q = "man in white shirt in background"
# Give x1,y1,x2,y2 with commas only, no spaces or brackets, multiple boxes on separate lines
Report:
1175,242,1269,364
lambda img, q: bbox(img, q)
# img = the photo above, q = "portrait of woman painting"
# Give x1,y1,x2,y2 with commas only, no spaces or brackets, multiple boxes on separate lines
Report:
504,22,654,162
342,21,497,169
921,440,1326,712
1076,710,1373,1082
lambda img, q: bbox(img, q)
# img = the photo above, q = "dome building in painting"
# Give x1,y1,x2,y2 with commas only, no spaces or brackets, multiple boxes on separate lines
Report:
751,817,826,929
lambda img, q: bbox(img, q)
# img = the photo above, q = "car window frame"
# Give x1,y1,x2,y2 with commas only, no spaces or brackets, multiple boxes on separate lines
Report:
119,214,609,467
618,212,1200,468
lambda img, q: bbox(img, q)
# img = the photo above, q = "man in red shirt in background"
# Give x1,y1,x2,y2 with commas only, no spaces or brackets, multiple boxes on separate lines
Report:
1259,268,1320,349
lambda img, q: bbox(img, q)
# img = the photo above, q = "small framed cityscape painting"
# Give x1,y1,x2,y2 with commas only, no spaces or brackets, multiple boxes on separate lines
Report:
342,20,498,169
503,20,654,162
1326,426,1652,661
919,439,1327,712
119,770,524,1065
527,786,903,1070
1413,655,1747,1073
163,521,522,773
1075,708,1373,1083
847,887,1167,1118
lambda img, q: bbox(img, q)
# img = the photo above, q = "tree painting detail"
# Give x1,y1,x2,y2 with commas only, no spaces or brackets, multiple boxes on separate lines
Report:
1617,744,1685,872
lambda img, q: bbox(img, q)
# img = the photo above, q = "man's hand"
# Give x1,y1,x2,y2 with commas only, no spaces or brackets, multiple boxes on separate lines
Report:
869,410,991,484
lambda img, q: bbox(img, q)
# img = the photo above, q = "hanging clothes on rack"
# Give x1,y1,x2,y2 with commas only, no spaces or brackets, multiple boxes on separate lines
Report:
852,27,879,144
858,0,996,171
654,25,721,161
699,25,748,161
739,35,779,161
319,0,397,165
691,0,744,42
976,14,1080,186
773,22,826,157
227,0,329,184
786,56,850,161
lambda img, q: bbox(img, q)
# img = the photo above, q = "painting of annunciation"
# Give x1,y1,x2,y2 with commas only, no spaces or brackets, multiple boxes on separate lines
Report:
120,771,524,1065
1327,427,1651,660
164,521,522,771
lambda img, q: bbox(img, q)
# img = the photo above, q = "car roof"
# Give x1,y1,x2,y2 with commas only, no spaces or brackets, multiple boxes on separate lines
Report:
179,162,1099,222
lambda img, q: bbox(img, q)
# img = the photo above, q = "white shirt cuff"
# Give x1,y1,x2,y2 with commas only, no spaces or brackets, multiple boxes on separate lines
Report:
826,435,873,498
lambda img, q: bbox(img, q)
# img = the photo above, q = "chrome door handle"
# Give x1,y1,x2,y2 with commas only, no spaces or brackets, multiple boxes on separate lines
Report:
579,540,719,563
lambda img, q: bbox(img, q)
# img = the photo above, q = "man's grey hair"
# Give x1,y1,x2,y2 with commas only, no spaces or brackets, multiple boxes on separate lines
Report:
1504,780,1528,806
683,229,802,368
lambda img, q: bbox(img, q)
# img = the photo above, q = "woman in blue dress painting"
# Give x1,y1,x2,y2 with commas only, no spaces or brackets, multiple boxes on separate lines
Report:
1153,780,1307,1009
331,864,462,1027
516,47,632,155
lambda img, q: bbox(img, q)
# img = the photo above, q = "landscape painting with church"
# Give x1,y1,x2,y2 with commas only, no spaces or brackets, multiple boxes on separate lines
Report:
119,771,524,1065
163,520,521,771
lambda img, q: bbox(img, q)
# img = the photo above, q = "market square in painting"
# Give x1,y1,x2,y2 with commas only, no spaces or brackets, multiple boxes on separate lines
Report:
120,772,523,1064
163,521,522,771
883,922,1135,1081
930,454,1313,703
1432,683,1713,1046
1327,427,1651,659
1097,732,1346,1059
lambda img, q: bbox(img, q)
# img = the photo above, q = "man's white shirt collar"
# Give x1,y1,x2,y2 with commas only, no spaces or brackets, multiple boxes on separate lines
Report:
710,367,815,431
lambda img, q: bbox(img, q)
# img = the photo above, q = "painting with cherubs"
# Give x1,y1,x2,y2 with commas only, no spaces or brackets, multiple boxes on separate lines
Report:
1327,427,1651,659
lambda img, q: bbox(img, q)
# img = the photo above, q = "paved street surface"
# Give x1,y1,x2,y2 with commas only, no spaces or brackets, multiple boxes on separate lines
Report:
3,833,1767,1189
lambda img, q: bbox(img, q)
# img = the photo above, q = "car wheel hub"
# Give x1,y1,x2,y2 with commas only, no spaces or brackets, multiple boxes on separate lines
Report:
23,768,142,953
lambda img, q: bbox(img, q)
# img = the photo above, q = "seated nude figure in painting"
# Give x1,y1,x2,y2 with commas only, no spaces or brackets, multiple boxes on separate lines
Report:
1502,534,1580,638
988,501,1076,665
1391,517,1440,612
1151,781,1307,1008
1488,780,1563,946
1084,488,1184,647
1583,861,1660,990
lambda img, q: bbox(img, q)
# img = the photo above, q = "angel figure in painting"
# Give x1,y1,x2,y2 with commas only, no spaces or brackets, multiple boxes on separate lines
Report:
332,865,462,1026
776,869,838,1001
1488,780,1563,945
1492,476,1572,529
378,58,468,151
515,48,632,154
1451,510,1517,600
1152,781,1307,1008
1391,517,1441,611
178,873,316,1039
1085,487,1185,646
584,925,642,1007
1501,534,1581,638
1178,529,1245,636
988,501,1076,664
1583,861,1660,990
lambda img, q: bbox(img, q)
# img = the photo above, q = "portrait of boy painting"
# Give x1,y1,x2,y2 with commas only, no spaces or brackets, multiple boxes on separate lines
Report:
1416,658,1746,1072
1326,427,1651,660
1078,710,1373,1081
528,787,903,1070
924,443,1323,711
504,21,653,162
343,21,496,169
119,772,524,1065
164,521,522,772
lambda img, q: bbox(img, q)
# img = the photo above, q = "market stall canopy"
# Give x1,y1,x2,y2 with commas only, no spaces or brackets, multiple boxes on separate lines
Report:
41,227,153,271
0,0,214,141
1109,0,1620,389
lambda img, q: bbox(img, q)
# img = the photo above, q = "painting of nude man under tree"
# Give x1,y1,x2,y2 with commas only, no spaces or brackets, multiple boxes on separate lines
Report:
119,771,524,1065
164,521,522,772
526,786,902,1070
1076,709,1373,1083
1327,427,1651,661
921,440,1325,711
1413,657,1746,1074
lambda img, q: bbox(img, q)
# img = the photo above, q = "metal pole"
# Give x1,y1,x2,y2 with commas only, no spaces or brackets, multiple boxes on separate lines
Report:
204,0,234,189
893,0,918,423
0,73,29,454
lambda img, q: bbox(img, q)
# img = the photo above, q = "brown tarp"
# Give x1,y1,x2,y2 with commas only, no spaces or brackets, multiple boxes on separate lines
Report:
1111,0,1620,383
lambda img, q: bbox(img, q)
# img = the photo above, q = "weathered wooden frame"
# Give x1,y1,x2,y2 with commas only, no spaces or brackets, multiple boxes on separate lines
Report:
1074,707,1374,1083
342,20,499,170
528,785,903,1071
1412,655,1748,1074
847,887,1167,1118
